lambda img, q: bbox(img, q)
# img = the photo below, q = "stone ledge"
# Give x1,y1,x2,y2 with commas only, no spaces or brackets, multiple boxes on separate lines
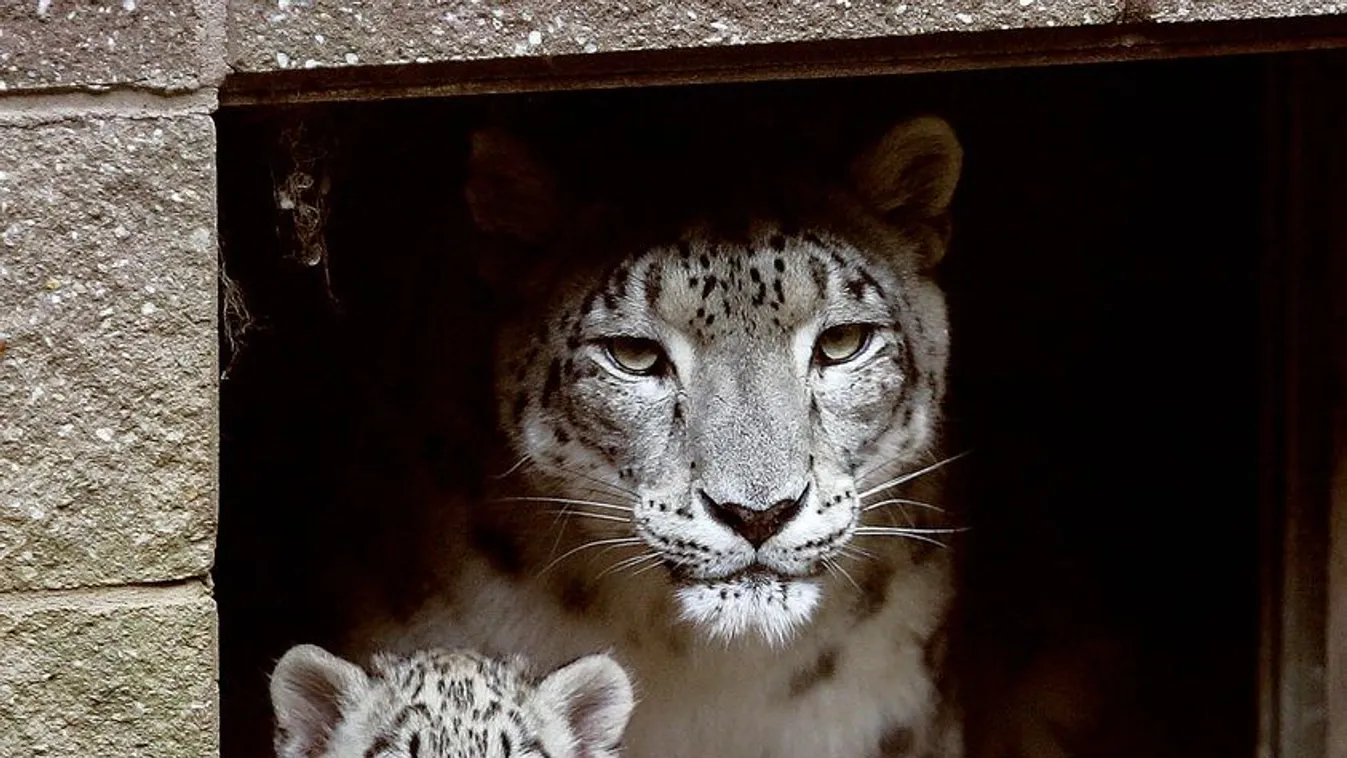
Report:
0,114,218,592
0,582,218,757
227,0,1126,73
226,0,1347,77
1144,0,1347,22
0,0,226,94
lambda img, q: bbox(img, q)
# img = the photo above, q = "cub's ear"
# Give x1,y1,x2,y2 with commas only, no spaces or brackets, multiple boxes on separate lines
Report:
270,644,369,758
534,653,635,755
851,116,963,219
464,129,564,244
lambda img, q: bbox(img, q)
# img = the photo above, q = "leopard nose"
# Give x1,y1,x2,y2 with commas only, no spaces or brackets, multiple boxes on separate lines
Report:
700,485,809,549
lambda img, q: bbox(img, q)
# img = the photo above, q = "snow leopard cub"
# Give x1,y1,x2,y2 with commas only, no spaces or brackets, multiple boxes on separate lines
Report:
270,644,634,758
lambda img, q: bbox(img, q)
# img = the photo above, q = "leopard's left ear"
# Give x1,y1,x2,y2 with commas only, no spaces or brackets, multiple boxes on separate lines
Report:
465,129,564,245
534,653,635,755
850,116,963,220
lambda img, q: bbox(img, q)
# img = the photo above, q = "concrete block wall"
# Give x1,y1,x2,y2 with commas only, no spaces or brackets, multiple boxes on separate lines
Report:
0,2,1342,756
0,2,224,756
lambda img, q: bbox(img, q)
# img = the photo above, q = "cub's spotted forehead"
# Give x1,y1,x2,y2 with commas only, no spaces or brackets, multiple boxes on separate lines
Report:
583,227,893,341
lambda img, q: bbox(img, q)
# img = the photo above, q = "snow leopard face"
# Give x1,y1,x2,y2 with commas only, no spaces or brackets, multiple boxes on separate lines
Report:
270,645,633,758
473,117,962,644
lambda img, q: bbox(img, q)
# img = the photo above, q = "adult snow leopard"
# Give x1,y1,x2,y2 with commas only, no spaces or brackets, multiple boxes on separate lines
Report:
349,116,965,758
270,644,634,758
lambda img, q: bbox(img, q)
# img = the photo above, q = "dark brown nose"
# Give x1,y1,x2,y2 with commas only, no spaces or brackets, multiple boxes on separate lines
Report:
700,485,809,549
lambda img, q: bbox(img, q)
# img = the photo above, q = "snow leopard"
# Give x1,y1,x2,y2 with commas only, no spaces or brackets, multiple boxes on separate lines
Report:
270,644,634,758
348,116,966,758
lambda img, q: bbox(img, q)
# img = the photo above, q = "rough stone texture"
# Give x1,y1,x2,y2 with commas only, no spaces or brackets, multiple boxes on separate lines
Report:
227,0,1126,72
1145,0,1347,22
0,115,218,592
0,583,218,757
0,0,226,94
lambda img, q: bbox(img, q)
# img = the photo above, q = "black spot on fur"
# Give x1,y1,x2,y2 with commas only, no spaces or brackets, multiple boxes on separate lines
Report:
560,576,597,615
553,427,571,444
365,734,393,758
808,256,829,294
750,267,762,283
582,289,600,315
774,256,786,272
860,268,886,298
876,725,915,757
787,647,838,698
701,276,717,299
471,522,524,577
924,618,950,683
773,279,785,303
846,278,868,300
611,264,630,297
699,253,711,268
645,264,664,306
542,359,561,407
852,563,893,620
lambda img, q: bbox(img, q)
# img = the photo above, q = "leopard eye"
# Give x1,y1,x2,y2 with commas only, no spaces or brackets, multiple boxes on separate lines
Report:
814,324,874,366
606,336,666,376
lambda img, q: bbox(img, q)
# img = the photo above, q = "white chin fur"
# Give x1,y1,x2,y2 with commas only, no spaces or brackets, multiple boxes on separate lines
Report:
675,576,820,646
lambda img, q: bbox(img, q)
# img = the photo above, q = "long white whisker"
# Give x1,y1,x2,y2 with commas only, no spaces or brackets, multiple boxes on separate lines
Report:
494,496,632,514
597,552,662,580
491,455,532,479
532,461,640,498
862,497,946,513
824,557,860,591
854,526,967,535
855,450,926,484
495,456,640,499
838,544,876,561
632,558,674,578
853,531,951,549
546,507,572,563
538,537,642,576
546,509,629,524
858,451,971,500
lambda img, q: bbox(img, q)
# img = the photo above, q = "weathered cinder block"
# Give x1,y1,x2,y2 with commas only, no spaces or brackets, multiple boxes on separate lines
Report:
0,0,227,93
0,115,217,592
0,583,218,756
227,0,1125,72
1145,0,1347,21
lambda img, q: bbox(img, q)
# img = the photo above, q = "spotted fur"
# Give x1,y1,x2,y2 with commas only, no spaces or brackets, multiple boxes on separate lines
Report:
351,117,966,758
270,645,634,758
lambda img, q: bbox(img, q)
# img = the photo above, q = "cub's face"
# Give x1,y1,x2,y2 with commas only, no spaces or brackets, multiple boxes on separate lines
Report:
270,645,633,758
473,118,962,644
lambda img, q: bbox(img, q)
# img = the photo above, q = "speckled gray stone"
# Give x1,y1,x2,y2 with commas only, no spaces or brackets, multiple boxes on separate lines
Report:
227,0,1126,72
1144,0,1347,21
0,115,217,592
0,583,218,757
0,0,227,94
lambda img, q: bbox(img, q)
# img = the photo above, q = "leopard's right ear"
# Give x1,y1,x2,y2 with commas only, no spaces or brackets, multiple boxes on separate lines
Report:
465,129,564,245
270,644,368,758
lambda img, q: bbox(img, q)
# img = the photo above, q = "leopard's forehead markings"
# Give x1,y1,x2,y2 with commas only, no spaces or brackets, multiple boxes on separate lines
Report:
585,227,890,342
